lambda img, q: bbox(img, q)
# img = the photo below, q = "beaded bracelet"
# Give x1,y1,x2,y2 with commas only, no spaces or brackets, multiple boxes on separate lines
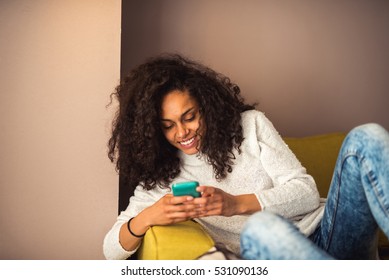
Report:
127,217,145,238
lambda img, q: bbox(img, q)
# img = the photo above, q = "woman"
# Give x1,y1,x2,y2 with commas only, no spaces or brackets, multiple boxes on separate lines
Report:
103,53,389,260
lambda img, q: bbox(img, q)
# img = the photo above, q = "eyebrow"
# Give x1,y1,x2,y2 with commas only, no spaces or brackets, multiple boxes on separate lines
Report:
160,107,195,122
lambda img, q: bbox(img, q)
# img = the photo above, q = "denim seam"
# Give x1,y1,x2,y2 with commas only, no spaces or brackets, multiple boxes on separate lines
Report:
324,151,356,251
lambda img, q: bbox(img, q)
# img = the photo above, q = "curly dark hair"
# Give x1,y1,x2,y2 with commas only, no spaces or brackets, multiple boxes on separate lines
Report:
108,53,255,191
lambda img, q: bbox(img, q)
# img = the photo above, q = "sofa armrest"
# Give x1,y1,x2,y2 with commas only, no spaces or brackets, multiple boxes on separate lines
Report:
137,220,215,260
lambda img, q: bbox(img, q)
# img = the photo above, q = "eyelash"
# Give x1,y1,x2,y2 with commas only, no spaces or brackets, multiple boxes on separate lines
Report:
163,125,173,130
162,114,196,130
185,115,195,122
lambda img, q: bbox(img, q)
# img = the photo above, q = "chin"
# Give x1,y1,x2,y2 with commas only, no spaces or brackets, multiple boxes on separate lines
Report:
182,149,198,155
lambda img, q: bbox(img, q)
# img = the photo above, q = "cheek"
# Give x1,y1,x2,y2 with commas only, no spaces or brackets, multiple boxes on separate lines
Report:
190,120,201,131
163,130,175,143
196,119,205,135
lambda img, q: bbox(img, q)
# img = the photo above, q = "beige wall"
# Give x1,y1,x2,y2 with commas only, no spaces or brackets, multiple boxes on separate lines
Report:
0,1,120,259
122,0,389,137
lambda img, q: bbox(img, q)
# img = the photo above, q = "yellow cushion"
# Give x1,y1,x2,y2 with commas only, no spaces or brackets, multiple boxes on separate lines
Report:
284,133,346,197
137,220,215,260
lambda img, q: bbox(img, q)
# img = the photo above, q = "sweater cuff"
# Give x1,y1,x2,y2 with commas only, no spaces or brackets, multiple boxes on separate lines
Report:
103,222,139,260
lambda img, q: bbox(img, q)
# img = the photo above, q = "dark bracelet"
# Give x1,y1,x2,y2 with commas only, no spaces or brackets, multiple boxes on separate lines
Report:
127,217,145,238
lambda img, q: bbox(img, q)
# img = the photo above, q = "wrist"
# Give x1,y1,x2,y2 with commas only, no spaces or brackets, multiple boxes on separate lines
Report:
128,215,150,237
235,194,261,215
127,218,145,238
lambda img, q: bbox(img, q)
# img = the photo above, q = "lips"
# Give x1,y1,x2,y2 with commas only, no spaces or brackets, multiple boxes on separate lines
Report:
178,136,198,149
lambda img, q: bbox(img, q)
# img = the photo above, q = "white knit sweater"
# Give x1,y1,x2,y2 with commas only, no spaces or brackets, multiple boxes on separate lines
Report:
103,110,325,259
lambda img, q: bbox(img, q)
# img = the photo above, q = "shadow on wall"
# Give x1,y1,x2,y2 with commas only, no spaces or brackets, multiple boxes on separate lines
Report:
121,0,164,75
121,0,389,137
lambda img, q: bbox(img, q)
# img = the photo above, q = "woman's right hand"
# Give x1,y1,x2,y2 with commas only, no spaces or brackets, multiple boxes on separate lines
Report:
142,194,199,226
119,194,198,251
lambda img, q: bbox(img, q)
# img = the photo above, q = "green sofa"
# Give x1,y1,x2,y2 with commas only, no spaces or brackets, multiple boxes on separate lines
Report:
136,133,389,260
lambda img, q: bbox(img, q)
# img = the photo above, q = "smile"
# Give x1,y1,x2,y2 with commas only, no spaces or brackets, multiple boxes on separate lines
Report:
179,136,195,147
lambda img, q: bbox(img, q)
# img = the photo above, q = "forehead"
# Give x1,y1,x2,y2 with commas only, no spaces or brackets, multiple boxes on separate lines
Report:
160,90,198,118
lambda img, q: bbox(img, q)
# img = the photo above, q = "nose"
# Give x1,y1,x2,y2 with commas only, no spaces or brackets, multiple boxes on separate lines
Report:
176,123,189,138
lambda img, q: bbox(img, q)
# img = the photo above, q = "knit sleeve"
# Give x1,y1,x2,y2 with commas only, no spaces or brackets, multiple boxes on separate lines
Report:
251,111,320,218
103,185,168,260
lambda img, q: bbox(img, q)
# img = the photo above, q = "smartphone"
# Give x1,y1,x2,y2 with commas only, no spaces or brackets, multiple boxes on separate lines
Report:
172,181,200,197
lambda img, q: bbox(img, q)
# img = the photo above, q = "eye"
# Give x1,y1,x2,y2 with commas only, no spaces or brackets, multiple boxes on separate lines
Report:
184,114,195,122
161,122,174,130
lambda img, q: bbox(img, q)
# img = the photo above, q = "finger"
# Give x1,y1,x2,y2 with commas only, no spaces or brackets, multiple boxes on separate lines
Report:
166,209,199,220
165,201,198,214
200,199,224,214
204,201,222,211
197,185,214,193
192,196,208,205
193,192,222,206
197,207,222,217
196,186,207,193
168,195,194,205
197,186,215,197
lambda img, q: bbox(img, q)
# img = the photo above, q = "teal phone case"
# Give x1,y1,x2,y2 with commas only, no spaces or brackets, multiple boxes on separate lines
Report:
172,181,200,197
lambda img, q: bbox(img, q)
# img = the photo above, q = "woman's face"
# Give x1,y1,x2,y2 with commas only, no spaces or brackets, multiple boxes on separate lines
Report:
160,89,204,155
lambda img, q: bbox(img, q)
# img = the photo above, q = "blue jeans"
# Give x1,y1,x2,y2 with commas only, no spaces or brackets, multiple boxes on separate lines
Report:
240,123,389,259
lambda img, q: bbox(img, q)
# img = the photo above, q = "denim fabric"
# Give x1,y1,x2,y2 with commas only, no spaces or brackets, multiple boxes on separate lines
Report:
240,123,389,260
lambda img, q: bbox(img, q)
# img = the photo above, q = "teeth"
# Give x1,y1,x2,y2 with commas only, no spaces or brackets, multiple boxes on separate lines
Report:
180,137,194,146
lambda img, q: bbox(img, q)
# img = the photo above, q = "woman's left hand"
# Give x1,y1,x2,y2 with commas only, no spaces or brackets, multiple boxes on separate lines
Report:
193,186,261,217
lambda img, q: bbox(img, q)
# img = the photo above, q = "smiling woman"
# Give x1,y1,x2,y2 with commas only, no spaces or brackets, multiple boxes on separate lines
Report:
103,53,389,260
104,53,258,259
